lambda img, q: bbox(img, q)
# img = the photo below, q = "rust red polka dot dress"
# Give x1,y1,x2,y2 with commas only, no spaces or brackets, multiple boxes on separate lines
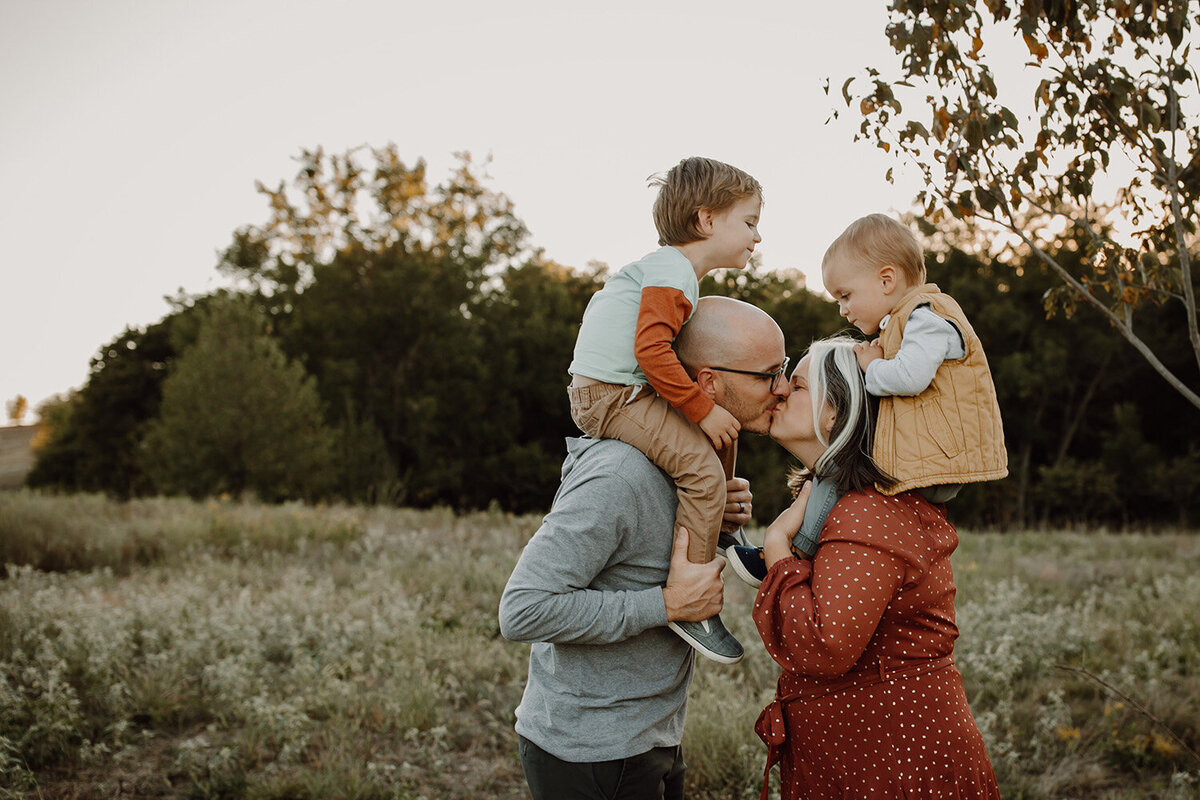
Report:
752,488,1000,800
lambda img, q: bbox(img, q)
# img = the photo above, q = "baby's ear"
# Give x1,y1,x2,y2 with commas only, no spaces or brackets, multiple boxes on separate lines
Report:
879,264,899,294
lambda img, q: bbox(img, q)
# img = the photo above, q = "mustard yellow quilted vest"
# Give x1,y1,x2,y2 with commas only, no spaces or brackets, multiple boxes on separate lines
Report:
874,284,1008,495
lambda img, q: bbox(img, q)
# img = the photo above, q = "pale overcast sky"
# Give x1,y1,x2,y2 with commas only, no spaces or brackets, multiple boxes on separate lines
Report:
2,0,940,418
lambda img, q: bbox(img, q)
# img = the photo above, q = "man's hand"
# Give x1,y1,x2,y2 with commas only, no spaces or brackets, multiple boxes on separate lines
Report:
662,526,726,622
698,405,740,450
854,339,884,372
721,477,752,532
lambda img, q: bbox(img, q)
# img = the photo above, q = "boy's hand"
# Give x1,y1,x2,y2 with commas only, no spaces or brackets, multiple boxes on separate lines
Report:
698,405,740,450
854,339,884,372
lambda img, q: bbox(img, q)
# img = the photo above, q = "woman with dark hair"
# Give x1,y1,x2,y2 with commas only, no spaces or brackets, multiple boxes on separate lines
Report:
750,335,1000,800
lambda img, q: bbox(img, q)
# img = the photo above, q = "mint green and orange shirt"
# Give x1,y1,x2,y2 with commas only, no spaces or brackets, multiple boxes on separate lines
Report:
568,246,714,424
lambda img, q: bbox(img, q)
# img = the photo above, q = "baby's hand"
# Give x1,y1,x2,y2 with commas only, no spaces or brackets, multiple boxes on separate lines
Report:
854,340,884,372
699,405,740,450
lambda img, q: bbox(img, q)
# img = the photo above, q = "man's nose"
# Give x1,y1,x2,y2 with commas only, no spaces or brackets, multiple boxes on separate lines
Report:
773,380,792,398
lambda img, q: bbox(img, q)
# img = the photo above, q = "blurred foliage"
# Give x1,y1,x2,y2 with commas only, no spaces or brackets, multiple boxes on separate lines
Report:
25,145,1200,528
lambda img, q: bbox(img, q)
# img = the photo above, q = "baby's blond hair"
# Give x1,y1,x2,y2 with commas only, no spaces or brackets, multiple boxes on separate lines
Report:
822,213,925,286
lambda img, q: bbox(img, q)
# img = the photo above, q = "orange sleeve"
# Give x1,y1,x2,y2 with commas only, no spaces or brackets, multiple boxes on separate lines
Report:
635,286,714,423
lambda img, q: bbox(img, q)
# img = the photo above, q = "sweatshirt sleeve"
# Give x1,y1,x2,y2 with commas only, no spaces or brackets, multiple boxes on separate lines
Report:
864,305,966,396
634,286,714,423
499,469,668,645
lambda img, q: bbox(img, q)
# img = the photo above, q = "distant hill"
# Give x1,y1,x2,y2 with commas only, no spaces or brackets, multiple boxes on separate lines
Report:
0,425,39,489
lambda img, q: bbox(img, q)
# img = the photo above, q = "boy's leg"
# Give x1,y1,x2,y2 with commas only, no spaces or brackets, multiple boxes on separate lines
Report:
714,443,749,554
569,385,741,663
573,387,725,564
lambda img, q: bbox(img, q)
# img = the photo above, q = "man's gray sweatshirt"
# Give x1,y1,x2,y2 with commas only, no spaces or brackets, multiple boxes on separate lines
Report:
499,437,695,762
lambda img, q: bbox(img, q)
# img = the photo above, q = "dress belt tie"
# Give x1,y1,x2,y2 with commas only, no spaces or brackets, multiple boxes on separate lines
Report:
753,654,955,800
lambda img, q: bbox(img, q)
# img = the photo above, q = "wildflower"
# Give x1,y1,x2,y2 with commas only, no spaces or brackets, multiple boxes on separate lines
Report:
1056,726,1081,741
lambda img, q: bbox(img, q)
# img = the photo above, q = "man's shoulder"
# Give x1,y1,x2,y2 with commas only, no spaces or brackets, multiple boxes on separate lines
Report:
557,438,676,523
562,438,675,495
565,437,667,478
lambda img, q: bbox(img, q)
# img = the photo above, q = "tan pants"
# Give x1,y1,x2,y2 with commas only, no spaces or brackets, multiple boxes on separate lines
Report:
568,381,729,564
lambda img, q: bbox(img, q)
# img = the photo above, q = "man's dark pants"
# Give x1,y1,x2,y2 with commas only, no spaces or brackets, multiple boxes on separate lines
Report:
519,736,685,800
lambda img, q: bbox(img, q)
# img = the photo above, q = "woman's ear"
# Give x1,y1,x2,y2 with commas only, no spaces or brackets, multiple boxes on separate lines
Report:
821,405,838,439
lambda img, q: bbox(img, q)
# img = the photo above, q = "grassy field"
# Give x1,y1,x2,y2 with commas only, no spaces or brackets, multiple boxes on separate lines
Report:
0,427,37,491
1,490,1197,799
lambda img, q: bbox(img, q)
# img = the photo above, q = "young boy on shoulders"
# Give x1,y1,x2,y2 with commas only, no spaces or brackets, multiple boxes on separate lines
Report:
728,212,1007,587
568,156,765,664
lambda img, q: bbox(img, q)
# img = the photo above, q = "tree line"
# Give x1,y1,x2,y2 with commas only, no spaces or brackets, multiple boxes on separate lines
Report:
26,146,1200,529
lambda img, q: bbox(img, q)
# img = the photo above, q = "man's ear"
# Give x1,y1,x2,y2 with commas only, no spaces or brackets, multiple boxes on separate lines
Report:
693,367,719,398
879,265,898,296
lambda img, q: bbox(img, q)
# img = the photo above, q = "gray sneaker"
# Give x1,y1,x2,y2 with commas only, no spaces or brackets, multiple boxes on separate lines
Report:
716,527,750,557
668,614,744,664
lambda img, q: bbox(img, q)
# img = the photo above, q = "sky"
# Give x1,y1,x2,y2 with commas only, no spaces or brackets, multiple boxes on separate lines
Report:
1,0,942,420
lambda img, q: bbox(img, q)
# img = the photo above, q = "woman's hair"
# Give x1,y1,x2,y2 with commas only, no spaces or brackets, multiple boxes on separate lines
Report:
786,334,896,497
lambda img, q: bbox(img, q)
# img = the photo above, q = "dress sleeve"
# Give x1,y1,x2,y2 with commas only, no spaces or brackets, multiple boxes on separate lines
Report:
751,493,929,677
752,544,906,677
634,286,713,423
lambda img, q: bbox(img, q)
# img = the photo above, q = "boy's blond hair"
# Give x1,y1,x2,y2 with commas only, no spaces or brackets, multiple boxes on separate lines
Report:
823,213,926,286
649,157,762,247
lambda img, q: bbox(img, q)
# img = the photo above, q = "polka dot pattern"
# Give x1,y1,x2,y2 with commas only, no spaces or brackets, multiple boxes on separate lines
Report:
751,488,1000,800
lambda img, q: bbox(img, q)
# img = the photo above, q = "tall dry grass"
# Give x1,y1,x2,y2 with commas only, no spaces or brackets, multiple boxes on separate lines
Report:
0,490,1197,799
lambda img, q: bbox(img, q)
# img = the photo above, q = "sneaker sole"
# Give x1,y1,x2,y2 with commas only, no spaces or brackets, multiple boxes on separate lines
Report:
667,621,744,664
726,552,764,589
715,528,751,557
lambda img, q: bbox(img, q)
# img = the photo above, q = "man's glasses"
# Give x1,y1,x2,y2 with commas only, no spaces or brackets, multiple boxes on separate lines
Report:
709,357,790,393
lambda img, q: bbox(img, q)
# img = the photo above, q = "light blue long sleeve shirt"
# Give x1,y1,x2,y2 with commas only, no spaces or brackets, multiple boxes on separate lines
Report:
865,305,966,397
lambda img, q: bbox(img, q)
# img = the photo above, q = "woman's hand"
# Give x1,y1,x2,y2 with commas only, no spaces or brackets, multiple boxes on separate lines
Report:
763,481,811,569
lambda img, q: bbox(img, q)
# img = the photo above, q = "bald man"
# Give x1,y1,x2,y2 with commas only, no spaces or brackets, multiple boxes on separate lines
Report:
500,297,791,800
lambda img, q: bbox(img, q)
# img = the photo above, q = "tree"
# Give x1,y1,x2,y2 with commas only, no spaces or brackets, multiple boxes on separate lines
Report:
140,297,334,501
219,145,534,507
5,395,27,426
26,316,179,496
842,0,1200,409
